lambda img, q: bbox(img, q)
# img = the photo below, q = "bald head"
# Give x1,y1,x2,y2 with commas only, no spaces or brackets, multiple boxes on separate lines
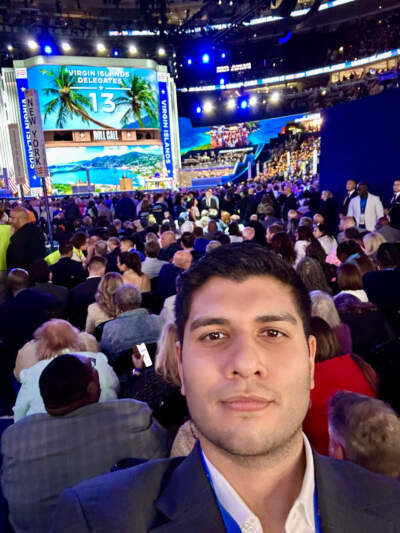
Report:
173,251,193,271
242,227,255,241
10,207,30,230
161,231,175,248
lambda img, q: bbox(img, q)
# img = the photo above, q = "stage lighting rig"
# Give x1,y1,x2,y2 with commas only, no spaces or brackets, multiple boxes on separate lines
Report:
268,0,324,27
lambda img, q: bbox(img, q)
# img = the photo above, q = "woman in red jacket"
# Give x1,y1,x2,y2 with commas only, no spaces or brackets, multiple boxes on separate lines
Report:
303,316,378,455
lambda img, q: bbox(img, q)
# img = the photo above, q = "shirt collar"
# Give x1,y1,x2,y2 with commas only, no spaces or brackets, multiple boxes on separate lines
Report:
201,433,315,532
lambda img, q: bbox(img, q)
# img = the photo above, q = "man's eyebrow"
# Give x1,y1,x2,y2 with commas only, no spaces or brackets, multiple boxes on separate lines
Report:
255,313,298,325
190,317,230,331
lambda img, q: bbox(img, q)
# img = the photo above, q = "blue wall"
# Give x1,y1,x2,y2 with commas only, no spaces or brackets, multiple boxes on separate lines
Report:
319,88,400,207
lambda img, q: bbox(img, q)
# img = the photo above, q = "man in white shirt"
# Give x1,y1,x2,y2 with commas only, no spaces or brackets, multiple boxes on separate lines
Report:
347,182,384,231
141,241,167,280
51,244,400,533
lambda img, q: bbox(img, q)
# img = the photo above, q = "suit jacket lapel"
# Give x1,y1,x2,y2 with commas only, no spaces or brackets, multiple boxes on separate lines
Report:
150,442,225,533
314,453,396,533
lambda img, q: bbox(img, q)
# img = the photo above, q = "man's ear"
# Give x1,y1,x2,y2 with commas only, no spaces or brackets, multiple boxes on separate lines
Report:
175,340,185,396
308,334,316,390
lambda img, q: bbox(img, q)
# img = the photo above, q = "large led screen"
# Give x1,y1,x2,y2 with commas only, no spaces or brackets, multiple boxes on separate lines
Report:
27,64,160,131
179,112,308,154
46,145,163,194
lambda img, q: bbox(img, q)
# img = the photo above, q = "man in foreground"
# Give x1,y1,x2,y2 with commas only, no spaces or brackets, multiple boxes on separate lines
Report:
51,244,400,533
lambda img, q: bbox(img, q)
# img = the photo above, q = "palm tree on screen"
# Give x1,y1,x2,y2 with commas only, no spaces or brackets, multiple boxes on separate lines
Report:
41,66,115,129
114,74,159,128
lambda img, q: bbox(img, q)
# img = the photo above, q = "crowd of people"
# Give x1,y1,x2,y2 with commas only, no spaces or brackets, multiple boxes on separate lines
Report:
0,174,400,532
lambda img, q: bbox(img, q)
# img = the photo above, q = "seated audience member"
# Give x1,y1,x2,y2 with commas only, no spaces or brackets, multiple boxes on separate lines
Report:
120,236,145,261
336,240,375,275
303,317,377,455
193,227,210,254
336,262,369,302
100,284,163,364
50,242,400,533
141,241,167,280
270,232,296,266
117,251,150,292
206,240,221,253
123,322,188,436
30,259,69,316
204,220,218,241
310,290,352,354
313,223,337,255
228,222,243,243
262,205,280,228
157,251,193,301
337,216,357,244
85,272,124,334
375,216,400,242
69,256,107,329
242,226,255,242
14,319,98,381
13,319,118,421
362,231,386,263
106,236,120,272
294,226,315,266
328,391,400,478
0,269,58,413
179,231,199,260
296,257,332,294
334,293,393,359
265,222,284,244
363,243,400,310
50,241,86,289
158,231,181,262
2,354,169,533
344,227,364,248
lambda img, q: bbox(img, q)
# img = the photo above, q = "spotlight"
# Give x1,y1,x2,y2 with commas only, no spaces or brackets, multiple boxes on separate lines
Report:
196,106,202,114
249,95,258,107
220,78,225,85
113,49,119,57
227,98,236,110
158,47,166,56
221,52,226,59
203,101,213,113
44,45,53,55
27,39,38,50
97,42,106,52
240,99,248,109
202,53,210,64
6,44,13,52
187,58,192,65
129,44,138,54
269,91,280,103
61,41,71,52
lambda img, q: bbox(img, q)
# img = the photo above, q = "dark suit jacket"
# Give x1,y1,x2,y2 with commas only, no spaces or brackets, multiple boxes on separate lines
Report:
363,268,400,310
32,282,69,317
69,277,101,329
157,264,181,301
341,190,358,215
6,223,45,272
106,248,120,273
282,194,298,221
50,442,400,533
50,258,86,289
389,194,400,229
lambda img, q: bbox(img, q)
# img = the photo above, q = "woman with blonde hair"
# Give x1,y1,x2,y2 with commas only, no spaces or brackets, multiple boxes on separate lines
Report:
363,232,386,262
85,272,124,334
13,319,119,421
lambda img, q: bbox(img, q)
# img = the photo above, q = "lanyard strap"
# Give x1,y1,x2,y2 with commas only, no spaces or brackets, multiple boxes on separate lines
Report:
201,451,323,533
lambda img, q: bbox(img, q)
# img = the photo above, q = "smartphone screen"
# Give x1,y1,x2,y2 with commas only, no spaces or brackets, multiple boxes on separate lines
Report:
137,343,152,367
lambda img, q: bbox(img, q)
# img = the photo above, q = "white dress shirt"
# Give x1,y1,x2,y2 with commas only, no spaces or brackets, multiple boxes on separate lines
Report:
202,434,316,533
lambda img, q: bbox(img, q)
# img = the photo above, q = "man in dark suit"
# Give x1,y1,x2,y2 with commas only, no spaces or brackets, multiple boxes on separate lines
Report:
7,207,46,273
105,237,120,273
341,179,358,216
0,269,58,414
388,179,400,229
201,188,219,217
115,193,136,222
281,185,298,221
51,244,400,533
31,259,69,317
50,241,86,289
69,256,106,329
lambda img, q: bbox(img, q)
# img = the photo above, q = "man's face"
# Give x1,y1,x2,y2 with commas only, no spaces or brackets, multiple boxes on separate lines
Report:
205,190,212,199
120,241,131,253
346,180,356,192
177,276,315,458
10,210,27,230
393,180,400,194
358,184,368,198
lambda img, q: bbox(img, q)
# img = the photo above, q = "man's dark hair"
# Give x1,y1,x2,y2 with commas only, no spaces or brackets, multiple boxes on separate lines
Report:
88,255,107,271
193,226,204,238
175,243,311,344
31,259,51,283
59,241,73,256
145,240,161,258
70,232,88,249
344,227,361,241
215,231,231,245
7,268,30,293
39,354,93,411
377,243,400,269
181,232,195,249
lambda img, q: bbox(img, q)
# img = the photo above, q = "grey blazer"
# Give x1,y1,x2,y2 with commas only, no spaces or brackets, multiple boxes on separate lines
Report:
50,441,400,533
